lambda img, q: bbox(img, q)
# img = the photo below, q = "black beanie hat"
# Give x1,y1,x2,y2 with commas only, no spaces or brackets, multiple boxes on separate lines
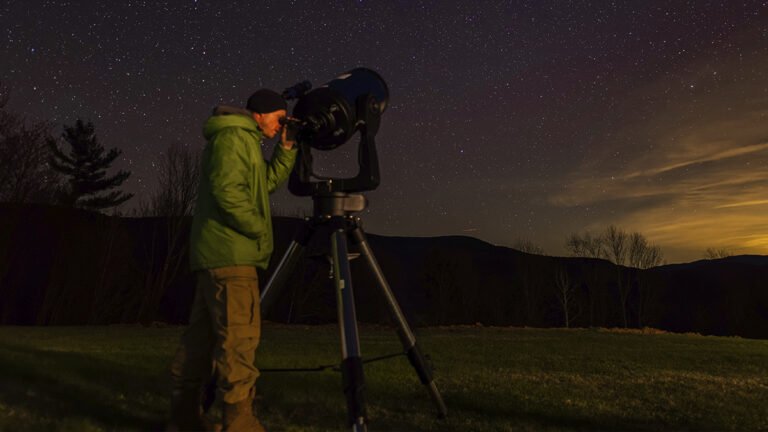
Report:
246,89,287,113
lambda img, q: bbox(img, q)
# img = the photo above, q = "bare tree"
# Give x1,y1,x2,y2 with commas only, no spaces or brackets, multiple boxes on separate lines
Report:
565,231,606,259
564,230,606,326
600,225,635,327
513,237,545,323
136,142,201,322
604,225,629,266
0,82,62,203
140,142,201,217
554,265,578,328
567,226,664,328
513,238,544,255
627,232,664,327
628,232,664,269
507,238,544,325
705,247,732,259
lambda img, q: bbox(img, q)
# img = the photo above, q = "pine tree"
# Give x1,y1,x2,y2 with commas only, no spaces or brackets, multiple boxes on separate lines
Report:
48,119,134,210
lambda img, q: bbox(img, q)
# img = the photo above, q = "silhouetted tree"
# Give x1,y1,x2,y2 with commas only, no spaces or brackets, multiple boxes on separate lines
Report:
568,226,664,328
513,238,544,255
565,231,606,326
628,233,663,269
604,225,629,266
554,265,578,328
565,231,606,259
602,225,634,327
627,232,664,327
0,82,62,203
138,141,201,217
48,119,133,210
705,247,732,259
135,142,201,322
512,238,544,324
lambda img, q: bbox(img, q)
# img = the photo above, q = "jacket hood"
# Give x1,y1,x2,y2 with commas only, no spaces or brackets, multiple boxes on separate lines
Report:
203,110,263,140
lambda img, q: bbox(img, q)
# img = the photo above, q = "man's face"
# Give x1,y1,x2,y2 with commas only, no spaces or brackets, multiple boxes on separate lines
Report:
253,110,287,139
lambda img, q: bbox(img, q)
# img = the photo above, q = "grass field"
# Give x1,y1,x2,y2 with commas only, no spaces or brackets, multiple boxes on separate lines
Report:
0,324,766,431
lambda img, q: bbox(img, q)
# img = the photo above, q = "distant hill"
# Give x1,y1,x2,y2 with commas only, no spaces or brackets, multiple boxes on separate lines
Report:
643,256,768,338
1,203,767,339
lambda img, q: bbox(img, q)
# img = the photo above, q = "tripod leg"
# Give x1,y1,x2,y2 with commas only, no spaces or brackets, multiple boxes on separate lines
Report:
260,220,314,315
331,227,368,432
350,226,448,419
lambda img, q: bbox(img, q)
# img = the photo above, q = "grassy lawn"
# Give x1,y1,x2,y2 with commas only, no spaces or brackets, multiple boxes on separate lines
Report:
0,324,766,431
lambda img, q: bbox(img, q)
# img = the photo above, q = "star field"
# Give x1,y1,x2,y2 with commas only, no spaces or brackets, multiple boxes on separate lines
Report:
2,1,767,262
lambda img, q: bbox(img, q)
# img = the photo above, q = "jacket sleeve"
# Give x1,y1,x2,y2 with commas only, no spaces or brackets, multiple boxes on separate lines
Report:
208,129,266,239
265,144,298,193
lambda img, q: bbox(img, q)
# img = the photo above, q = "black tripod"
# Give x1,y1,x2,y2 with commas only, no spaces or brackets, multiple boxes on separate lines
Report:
260,191,448,431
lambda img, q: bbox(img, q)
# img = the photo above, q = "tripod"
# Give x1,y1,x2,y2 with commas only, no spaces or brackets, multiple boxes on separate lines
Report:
260,191,448,431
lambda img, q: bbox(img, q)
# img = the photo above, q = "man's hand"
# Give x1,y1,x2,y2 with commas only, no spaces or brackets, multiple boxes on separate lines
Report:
280,117,298,150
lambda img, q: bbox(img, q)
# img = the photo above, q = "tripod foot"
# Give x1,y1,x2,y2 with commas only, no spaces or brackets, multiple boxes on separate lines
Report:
342,356,367,431
406,342,448,418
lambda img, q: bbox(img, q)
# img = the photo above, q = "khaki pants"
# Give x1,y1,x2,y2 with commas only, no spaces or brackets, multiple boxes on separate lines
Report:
170,266,261,404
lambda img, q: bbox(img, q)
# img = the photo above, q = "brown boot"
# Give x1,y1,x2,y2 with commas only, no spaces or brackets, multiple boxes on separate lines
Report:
221,393,265,432
167,389,214,432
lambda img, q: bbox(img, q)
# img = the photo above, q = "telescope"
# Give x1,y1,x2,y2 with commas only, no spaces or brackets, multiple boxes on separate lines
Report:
263,68,447,431
281,68,389,196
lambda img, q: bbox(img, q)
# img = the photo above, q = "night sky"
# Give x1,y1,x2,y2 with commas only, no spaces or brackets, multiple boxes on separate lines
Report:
2,1,767,263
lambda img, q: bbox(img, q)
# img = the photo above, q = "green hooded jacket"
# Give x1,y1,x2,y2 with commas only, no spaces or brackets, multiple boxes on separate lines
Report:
190,113,297,271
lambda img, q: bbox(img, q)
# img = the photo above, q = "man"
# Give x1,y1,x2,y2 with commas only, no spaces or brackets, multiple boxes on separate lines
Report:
168,89,297,432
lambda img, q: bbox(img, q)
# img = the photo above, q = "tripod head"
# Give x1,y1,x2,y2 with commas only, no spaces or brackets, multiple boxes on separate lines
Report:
312,191,367,219
284,68,389,196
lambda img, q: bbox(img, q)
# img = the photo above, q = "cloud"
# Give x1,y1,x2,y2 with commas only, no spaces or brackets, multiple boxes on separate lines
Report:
549,40,768,261
715,200,768,209
624,142,768,179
